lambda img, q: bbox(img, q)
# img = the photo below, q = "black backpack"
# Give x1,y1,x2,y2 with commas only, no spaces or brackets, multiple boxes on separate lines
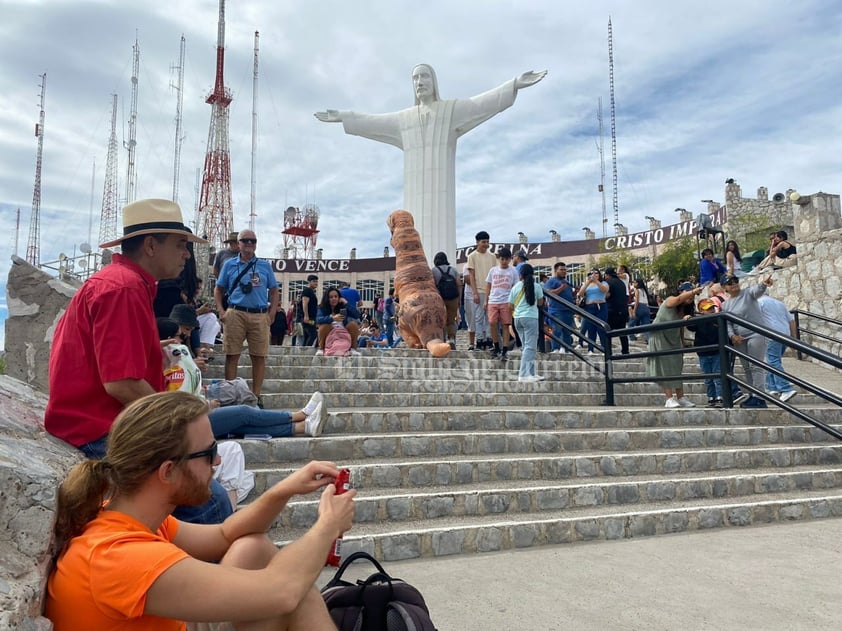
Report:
321,551,438,631
436,266,459,300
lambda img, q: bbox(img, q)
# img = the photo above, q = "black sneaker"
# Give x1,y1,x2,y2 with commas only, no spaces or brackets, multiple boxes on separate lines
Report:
713,398,724,408
741,396,768,409
491,348,501,359
256,395,265,410
449,341,456,350
706,399,717,408
467,344,475,351
500,348,508,361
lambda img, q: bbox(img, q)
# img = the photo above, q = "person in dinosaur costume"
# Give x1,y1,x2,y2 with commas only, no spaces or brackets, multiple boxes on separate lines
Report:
386,209,451,357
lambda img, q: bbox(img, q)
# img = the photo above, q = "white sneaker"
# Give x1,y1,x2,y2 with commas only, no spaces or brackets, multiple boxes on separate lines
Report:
304,402,326,437
780,390,797,402
766,390,781,397
665,397,681,408
533,374,546,381
315,349,324,356
733,393,750,405
518,375,540,383
301,391,324,416
676,397,695,408
350,349,361,356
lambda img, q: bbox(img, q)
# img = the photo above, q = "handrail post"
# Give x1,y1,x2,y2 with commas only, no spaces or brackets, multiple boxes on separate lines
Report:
718,312,733,407
604,326,615,406
793,311,803,360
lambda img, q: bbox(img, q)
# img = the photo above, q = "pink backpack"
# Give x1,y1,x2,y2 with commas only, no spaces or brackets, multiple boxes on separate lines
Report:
324,324,353,356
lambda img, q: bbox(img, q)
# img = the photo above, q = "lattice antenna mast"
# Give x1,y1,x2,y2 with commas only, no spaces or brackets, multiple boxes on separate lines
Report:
171,34,186,203
198,0,234,247
124,38,140,204
99,94,120,248
596,97,608,239
14,208,21,257
249,30,259,232
26,73,46,266
608,18,620,233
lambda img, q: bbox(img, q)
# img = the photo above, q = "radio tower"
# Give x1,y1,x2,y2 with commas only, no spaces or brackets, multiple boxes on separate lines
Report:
125,39,140,204
596,97,608,239
99,94,120,248
249,30,259,232
26,73,46,266
171,35,186,203
197,0,234,247
608,18,620,233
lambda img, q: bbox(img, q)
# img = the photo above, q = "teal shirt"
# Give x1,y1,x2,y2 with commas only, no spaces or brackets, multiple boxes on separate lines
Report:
509,281,544,319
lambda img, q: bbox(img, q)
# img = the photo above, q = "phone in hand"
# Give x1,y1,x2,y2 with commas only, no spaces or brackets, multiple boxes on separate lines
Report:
339,308,347,318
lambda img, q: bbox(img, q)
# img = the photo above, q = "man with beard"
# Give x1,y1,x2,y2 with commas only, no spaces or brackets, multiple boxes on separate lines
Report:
46,391,355,630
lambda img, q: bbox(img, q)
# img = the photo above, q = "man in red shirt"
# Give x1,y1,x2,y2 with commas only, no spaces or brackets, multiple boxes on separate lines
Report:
45,198,202,453
44,199,232,523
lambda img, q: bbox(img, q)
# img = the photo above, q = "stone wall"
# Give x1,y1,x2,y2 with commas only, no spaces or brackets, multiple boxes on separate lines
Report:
763,193,842,361
4,256,79,394
0,375,80,630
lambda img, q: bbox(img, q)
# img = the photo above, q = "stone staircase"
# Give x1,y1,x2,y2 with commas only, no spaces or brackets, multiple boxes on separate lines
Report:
208,342,842,562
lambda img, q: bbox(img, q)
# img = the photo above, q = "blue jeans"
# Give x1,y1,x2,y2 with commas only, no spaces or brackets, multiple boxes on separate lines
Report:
582,303,607,352
77,436,233,525
385,317,395,346
766,339,794,392
209,404,294,437
548,311,574,349
631,304,651,340
698,354,723,400
514,317,539,378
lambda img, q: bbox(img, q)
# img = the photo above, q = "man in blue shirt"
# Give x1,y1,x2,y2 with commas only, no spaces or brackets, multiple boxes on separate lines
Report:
214,229,279,407
338,281,362,310
543,261,575,352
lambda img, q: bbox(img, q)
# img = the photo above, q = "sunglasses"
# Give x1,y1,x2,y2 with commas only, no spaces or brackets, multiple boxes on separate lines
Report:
185,441,218,465
239,238,257,244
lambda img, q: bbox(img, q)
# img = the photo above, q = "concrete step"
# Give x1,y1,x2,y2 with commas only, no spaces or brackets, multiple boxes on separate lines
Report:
235,425,842,468
245,444,842,492
274,490,842,561
318,406,840,433
267,466,842,530
255,390,825,408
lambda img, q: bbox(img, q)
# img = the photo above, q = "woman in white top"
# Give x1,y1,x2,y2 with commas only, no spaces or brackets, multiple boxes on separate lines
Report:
628,277,652,341
725,240,744,277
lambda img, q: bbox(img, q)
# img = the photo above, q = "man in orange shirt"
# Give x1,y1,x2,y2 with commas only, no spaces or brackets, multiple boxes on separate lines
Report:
46,391,355,630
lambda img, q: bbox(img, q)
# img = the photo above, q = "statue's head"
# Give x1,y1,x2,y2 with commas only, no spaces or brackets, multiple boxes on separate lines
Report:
412,64,440,105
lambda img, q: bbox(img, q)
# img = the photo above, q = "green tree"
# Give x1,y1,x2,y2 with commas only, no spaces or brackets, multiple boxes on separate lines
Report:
651,236,697,291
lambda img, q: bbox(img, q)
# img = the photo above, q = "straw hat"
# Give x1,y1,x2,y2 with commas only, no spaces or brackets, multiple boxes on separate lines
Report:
99,199,208,248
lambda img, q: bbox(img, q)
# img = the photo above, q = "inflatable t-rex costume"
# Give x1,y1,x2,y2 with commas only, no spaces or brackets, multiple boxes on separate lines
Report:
386,210,451,357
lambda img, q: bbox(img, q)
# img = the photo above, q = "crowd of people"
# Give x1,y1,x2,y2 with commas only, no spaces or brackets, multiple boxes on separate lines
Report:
42,201,801,626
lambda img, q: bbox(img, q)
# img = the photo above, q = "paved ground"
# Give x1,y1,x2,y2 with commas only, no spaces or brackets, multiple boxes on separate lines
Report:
317,357,841,630
322,520,842,630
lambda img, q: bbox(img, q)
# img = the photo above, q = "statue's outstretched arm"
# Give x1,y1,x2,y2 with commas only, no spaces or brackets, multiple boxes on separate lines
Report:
314,109,342,123
515,70,548,90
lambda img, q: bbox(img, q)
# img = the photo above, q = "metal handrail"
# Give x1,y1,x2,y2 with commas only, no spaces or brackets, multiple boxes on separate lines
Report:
791,309,842,360
543,293,842,442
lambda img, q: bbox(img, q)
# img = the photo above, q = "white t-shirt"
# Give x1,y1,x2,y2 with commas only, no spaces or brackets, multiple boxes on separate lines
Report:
486,266,520,305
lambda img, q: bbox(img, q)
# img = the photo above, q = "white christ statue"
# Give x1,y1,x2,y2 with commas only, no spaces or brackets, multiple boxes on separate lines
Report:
315,64,547,262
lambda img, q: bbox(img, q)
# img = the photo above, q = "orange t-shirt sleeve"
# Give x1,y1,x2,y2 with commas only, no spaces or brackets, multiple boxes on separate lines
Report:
90,516,189,619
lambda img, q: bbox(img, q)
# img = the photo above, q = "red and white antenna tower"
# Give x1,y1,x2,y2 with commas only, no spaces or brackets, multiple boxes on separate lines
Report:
124,38,140,205
197,0,234,247
26,73,46,266
171,34,186,203
99,94,120,248
282,205,320,259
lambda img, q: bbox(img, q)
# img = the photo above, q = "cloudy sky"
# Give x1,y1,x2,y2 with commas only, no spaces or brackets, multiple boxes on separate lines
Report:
1,0,841,348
